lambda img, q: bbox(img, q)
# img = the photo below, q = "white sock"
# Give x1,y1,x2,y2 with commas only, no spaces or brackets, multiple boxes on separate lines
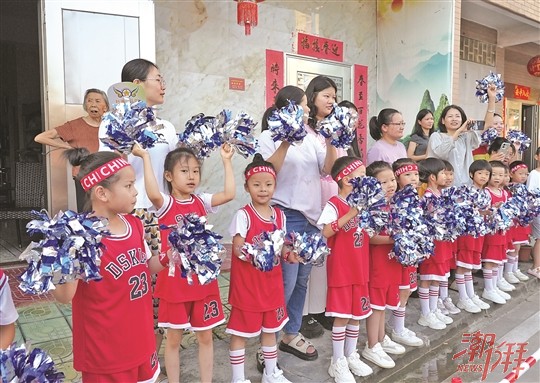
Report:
419,287,430,316
465,272,475,298
230,349,245,382
439,278,449,300
262,345,278,375
429,285,439,312
483,268,493,291
344,324,360,357
332,326,346,360
504,257,514,274
455,273,468,301
493,267,500,285
497,264,504,282
392,306,406,333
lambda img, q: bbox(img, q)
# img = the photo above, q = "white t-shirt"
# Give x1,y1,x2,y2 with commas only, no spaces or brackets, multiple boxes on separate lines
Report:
527,169,540,192
98,118,179,208
258,128,326,226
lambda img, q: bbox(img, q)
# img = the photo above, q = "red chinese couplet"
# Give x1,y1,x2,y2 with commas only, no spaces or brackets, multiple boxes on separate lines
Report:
353,64,368,160
229,77,245,91
513,85,530,101
265,49,284,108
296,32,343,62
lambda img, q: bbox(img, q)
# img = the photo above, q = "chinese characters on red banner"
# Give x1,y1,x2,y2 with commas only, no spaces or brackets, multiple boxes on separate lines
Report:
452,330,529,381
513,85,531,100
354,65,368,160
296,32,344,62
265,50,284,108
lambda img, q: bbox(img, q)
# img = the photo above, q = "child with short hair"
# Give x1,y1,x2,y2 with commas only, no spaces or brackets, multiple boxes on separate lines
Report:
363,161,404,370
417,158,454,330
227,153,294,383
53,148,167,382
389,158,425,346
455,160,492,312
133,143,235,383
318,157,374,381
481,161,513,304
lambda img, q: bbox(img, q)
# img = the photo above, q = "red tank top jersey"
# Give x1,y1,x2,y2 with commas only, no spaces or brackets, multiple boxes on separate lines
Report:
484,188,508,245
326,196,369,287
154,194,219,303
229,204,286,312
72,214,155,374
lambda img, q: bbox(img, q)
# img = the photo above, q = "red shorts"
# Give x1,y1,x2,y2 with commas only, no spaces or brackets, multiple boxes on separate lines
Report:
326,284,372,320
158,294,225,331
399,266,417,291
506,236,515,253
82,351,159,383
512,225,531,244
482,244,506,264
369,284,400,311
226,306,288,337
456,250,482,270
418,257,449,281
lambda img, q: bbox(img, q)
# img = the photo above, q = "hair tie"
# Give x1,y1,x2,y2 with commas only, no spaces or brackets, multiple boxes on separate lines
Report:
395,164,419,177
245,165,276,180
334,160,364,182
80,158,130,191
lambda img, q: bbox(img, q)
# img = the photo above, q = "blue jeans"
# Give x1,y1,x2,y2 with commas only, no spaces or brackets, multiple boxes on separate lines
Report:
280,207,319,336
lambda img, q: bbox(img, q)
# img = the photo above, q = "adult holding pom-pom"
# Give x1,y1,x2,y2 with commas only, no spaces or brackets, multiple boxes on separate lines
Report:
258,85,337,362
52,148,169,382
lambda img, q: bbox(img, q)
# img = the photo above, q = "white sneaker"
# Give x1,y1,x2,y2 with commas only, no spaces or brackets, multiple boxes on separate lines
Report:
232,379,251,383
442,297,461,314
504,272,520,284
482,289,506,304
362,342,395,369
417,312,446,330
327,356,355,383
470,295,490,310
495,286,511,300
497,278,515,291
262,367,291,383
391,328,424,347
437,298,450,315
433,309,453,324
514,269,530,281
456,297,481,313
381,334,406,354
346,351,373,377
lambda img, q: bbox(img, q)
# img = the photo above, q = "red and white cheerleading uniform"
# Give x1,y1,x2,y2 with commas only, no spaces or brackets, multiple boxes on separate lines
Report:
72,214,157,377
482,188,509,264
226,204,288,337
456,188,487,270
153,193,225,330
419,189,452,281
318,195,372,319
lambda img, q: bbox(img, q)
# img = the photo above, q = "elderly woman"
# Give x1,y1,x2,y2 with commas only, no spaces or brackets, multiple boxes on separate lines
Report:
34,88,109,211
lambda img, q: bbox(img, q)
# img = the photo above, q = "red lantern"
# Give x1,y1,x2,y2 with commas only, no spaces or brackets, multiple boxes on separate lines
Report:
235,0,264,36
527,55,540,77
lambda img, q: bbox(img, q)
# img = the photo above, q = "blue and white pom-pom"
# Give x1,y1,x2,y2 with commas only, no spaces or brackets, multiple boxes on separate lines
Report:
284,231,329,266
178,113,222,159
480,127,499,147
421,192,459,242
100,100,163,154
18,210,109,295
0,343,65,382
443,186,490,237
388,185,432,266
317,103,358,149
216,110,259,158
267,100,306,144
240,230,285,272
163,213,225,285
346,176,389,237
506,183,540,225
475,72,504,103
507,130,531,153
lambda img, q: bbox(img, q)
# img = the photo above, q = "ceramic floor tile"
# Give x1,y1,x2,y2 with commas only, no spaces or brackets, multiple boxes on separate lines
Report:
16,302,63,323
55,362,81,383
32,337,74,364
56,302,72,317
19,317,72,343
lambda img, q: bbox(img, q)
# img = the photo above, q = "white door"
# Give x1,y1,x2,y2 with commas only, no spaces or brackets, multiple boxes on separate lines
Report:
40,0,155,212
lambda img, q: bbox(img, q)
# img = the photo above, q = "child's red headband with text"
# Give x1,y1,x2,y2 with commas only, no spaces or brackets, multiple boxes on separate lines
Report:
510,163,527,173
334,160,364,182
80,158,130,191
245,166,276,180
395,164,418,177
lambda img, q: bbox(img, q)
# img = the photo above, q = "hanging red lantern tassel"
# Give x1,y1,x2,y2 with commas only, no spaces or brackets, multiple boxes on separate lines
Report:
235,0,264,35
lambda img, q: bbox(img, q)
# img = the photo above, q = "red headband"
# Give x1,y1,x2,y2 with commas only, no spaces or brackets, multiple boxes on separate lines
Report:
334,160,364,182
245,165,276,180
395,164,418,177
80,157,130,191
510,163,528,173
